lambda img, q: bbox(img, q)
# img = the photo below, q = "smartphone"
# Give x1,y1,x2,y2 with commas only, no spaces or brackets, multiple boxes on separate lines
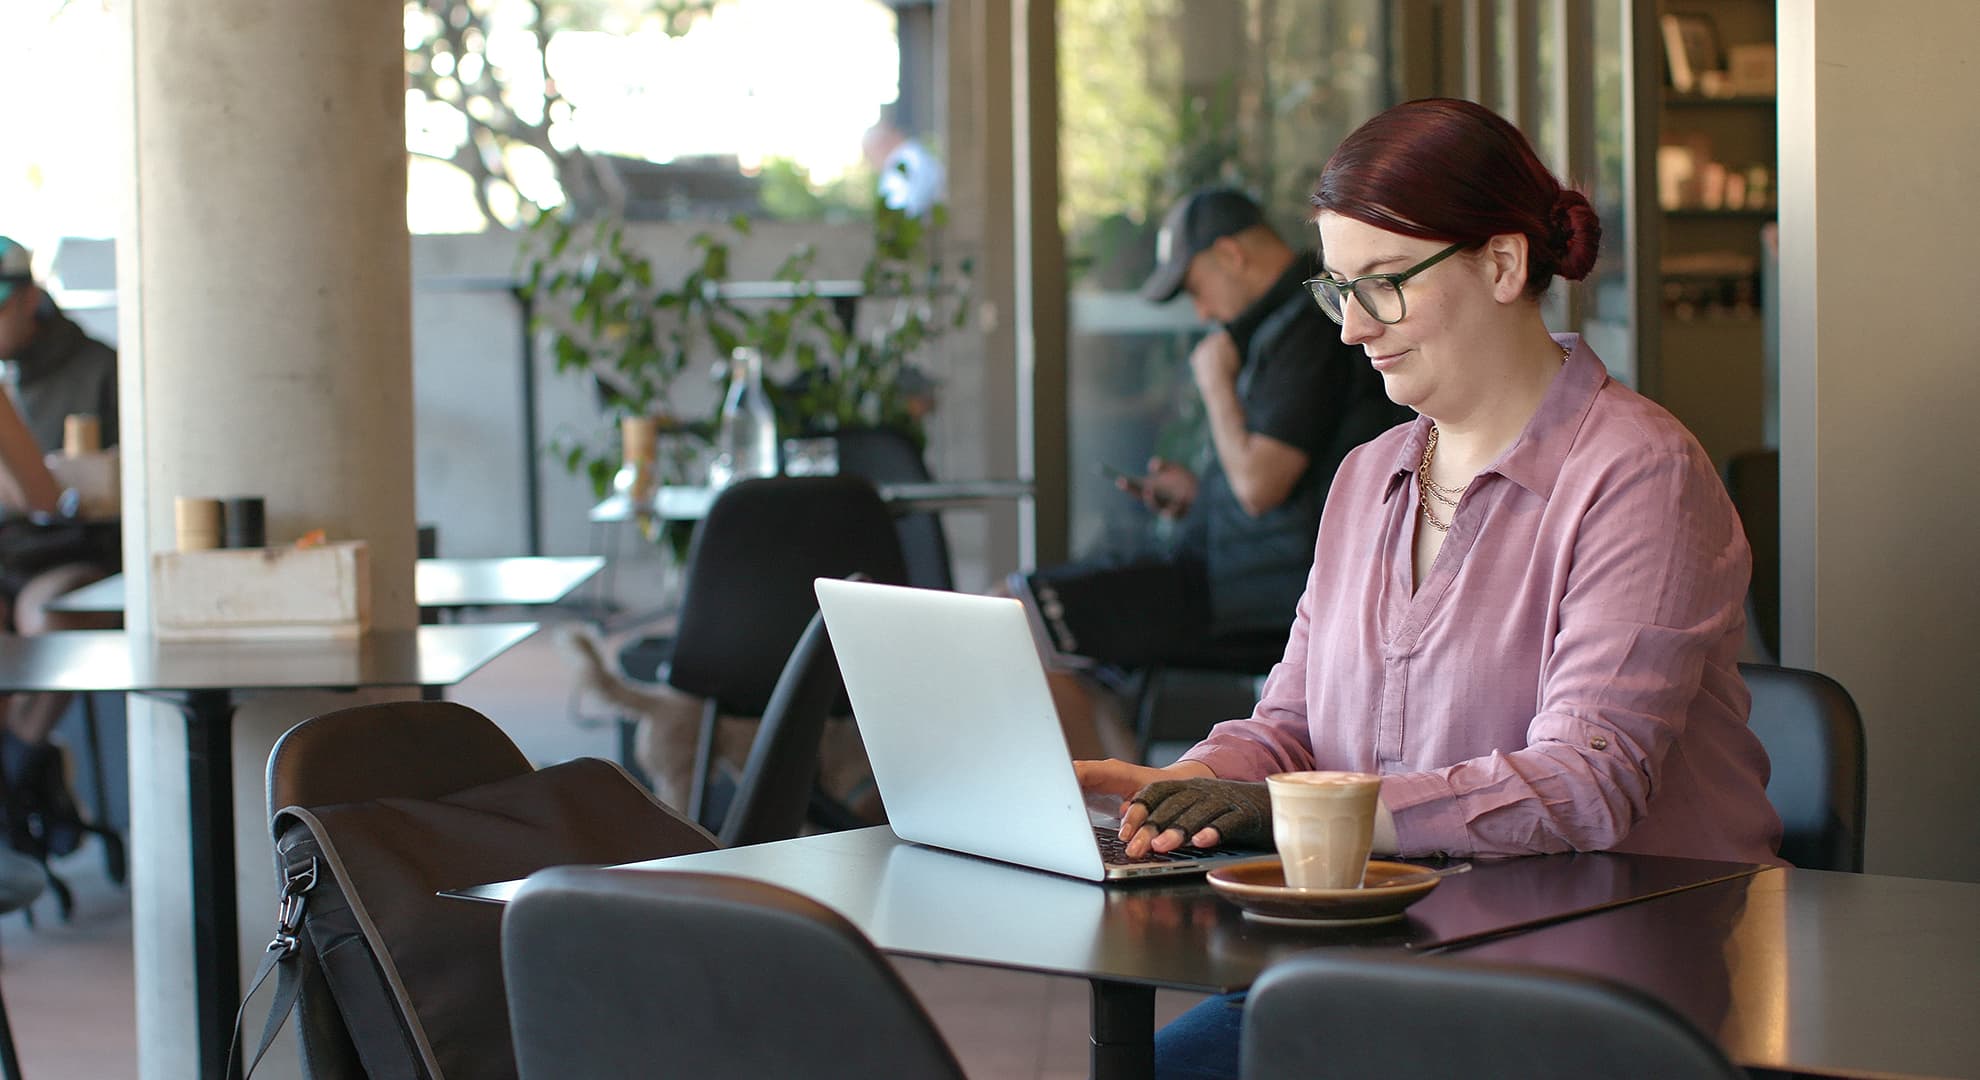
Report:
1098,462,1146,494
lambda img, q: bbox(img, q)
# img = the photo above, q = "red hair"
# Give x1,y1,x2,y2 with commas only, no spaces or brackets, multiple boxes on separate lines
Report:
1312,98,1599,298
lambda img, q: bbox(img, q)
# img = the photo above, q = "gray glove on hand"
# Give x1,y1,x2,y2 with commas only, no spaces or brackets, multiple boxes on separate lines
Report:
1128,779,1274,850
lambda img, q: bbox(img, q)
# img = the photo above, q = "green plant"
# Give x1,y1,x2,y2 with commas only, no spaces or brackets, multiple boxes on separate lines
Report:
521,196,972,500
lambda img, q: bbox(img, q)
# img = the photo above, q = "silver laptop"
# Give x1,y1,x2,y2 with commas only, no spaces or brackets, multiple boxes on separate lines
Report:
814,577,1265,881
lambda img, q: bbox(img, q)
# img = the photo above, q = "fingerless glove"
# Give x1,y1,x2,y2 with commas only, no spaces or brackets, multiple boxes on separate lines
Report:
1128,778,1274,850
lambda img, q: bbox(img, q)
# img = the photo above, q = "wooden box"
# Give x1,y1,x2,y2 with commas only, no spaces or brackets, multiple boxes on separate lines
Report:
153,540,371,641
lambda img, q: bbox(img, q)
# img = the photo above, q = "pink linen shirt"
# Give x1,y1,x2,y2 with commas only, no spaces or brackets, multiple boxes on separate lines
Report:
1179,336,1782,864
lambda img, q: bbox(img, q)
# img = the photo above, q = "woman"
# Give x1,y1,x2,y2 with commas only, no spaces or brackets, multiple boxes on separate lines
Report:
1074,99,1781,1078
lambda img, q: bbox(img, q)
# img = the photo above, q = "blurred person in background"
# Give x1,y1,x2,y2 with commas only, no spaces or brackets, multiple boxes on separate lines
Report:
1010,187,1407,758
0,236,122,745
861,112,945,219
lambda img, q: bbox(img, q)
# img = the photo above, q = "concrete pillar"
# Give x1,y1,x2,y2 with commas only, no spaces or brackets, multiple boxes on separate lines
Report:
116,0,418,1075
944,0,1026,574
1776,0,1980,882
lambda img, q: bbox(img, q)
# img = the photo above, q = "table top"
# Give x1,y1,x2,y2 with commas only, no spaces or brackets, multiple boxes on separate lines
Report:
590,479,1034,524
1450,866,1980,1080
0,622,537,694
449,825,1763,995
47,555,604,615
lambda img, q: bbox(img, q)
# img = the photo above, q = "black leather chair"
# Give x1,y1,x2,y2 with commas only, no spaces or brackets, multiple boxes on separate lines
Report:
1243,953,1745,1080
717,610,855,847
1740,661,1867,872
1723,448,1780,661
502,867,967,1080
825,426,954,590
628,476,909,828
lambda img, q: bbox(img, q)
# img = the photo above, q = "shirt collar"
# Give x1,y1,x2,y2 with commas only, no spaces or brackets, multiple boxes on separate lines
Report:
1383,334,1607,503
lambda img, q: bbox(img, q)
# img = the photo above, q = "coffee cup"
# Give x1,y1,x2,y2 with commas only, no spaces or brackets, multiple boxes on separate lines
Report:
1267,771,1383,890
63,413,101,457
174,496,225,552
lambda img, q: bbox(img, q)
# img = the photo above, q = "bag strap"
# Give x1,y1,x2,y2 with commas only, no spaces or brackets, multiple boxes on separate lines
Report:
226,855,321,1080
303,880,426,1080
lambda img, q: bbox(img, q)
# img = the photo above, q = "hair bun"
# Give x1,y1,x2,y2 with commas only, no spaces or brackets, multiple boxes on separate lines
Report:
1550,190,1601,281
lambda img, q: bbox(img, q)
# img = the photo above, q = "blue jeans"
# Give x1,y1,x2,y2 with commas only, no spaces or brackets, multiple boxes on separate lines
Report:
1154,991,1246,1080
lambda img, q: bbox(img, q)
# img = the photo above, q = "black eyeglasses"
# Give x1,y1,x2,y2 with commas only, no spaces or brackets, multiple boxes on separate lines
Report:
1304,241,1469,326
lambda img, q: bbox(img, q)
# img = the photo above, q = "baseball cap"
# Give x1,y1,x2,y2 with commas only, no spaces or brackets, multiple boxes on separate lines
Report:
0,237,30,305
1139,188,1267,302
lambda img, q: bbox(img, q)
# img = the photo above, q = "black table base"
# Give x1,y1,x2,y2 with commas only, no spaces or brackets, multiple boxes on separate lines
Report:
1091,981,1156,1080
148,689,240,1080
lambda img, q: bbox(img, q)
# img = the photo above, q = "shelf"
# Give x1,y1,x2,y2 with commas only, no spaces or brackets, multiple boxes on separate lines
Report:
1663,93,1776,108
1664,208,1777,220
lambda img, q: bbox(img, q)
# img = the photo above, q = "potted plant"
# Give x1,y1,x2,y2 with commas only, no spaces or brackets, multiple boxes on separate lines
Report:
522,199,971,506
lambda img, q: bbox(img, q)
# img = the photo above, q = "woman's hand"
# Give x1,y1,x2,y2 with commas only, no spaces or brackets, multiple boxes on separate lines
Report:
1125,778,1275,856
1074,758,1218,857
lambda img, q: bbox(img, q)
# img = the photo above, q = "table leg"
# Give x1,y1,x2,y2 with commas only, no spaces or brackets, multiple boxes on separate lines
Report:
183,690,238,1080
1090,979,1156,1080
80,693,125,882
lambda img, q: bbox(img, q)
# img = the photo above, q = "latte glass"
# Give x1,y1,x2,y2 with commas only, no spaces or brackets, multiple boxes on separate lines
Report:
1267,771,1383,889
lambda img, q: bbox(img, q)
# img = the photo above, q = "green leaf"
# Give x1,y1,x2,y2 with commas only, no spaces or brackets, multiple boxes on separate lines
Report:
586,458,615,499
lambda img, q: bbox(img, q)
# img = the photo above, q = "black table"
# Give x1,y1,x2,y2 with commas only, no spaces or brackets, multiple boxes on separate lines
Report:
46,555,604,617
1449,865,1980,1080
0,623,539,1080
450,826,1764,1080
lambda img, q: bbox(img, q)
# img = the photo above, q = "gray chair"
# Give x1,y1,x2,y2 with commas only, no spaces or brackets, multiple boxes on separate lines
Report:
1723,450,1780,660
1243,952,1744,1080
1740,662,1867,872
502,867,967,1080
717,610,854,847
824,426,954,590
616,476,909,829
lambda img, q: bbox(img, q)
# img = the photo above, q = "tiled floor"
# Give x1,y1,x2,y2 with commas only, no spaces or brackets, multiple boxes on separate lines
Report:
0,605,1207,1078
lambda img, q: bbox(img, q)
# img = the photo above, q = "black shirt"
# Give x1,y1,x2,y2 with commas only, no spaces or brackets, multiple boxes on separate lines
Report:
10,303,119,455
1184,255,1411,634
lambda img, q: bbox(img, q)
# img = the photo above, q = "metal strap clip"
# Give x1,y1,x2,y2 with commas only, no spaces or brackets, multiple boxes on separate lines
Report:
266,857,320,958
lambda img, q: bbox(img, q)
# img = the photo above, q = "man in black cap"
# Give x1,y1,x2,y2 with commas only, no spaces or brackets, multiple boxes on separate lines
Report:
0,237,119,457
1011,188,1406,752
0,237,122,746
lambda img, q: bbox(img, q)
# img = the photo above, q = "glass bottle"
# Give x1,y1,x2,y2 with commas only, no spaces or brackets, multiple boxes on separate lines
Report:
706,347,779,489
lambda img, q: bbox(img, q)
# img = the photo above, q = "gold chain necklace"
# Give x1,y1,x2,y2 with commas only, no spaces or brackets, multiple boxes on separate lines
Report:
1417,424,1460,533
1418,341,1572,534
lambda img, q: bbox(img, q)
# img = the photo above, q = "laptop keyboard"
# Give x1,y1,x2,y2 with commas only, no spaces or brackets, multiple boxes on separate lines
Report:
1093,825,1220,865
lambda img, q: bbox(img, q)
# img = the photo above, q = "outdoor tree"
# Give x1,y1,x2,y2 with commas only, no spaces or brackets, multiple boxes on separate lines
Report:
404,0,720,225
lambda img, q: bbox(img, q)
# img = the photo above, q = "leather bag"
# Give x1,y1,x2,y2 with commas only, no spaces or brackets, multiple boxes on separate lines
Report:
230,756,717,1079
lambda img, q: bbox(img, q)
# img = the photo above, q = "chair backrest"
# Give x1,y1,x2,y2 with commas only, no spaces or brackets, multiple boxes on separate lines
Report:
827,426,954,590
1724,448,1780,660
267,698,534,813
1740,661,1867,872
503,867,967,1080
718,610,844,847
1243,953,1744,1080
668,475,909,717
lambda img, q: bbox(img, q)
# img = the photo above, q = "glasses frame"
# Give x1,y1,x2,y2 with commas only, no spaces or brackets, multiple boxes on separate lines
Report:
1305,241,1471,326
